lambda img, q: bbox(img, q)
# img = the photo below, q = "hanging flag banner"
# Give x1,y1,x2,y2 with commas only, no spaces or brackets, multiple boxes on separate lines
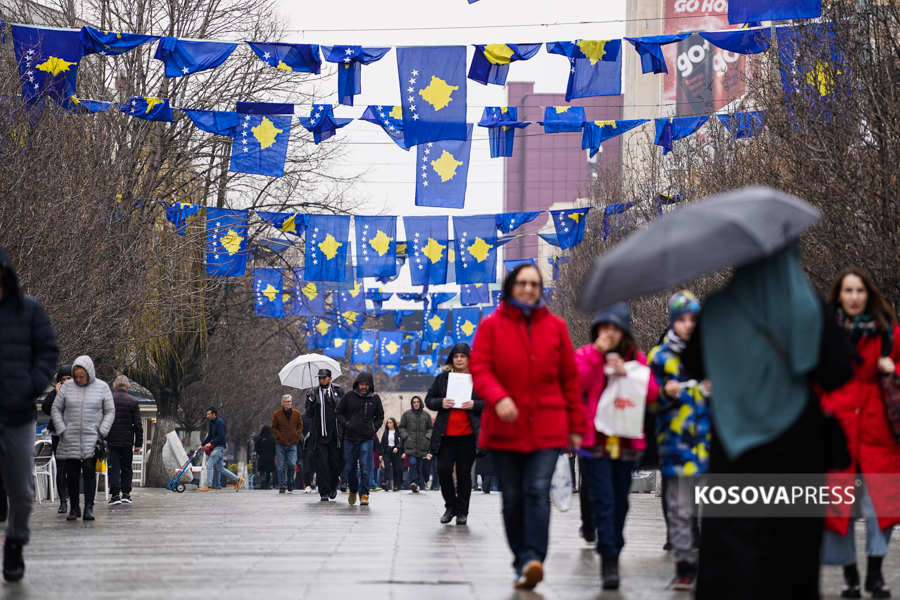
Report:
323,329,350,359
298,104,352,144
454,215,498,284
405,216,449,286
654,116,710,155
538,106,586,133
359,105,409,150
581,119,649,158
468,43,541,86
396,46,468,146
183,109,240,136
335,280,366,314
287,268,327,318
321,46,391,106
718,111,766,139
453,307,481,345
351,330,378,363
122,96,176,122
378,331,404,365
12,25,82,106
356,216,398,278
624,34,690,74
246,42,321,73
422,308,449,345
504,259,536,272
546,39,623,101
80,27,159,56
253,268,284,318
305,215,351,282
550,207,591,250
495,211,541,234
460,283,490,306
164,202,201,235
154,37,238,77
70,97,113,113
257,211,306,237
415,124,473,209
206,207,249,277
230,104,292,177
729,0,821,25
477,107,531,158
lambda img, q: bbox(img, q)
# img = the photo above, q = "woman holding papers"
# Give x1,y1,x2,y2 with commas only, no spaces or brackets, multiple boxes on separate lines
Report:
425,342,484,526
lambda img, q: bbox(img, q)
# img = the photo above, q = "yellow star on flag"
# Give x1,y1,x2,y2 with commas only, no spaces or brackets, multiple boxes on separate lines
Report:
318,234,343,260
428,314,445,331
418,76,458,111
252,117,283,149
221,229,244,255
369,230,393,256
467,237,494,263
460,320,476,337
421,238,446,264
385,341,400,354
431,150,464,182
262,284,278,302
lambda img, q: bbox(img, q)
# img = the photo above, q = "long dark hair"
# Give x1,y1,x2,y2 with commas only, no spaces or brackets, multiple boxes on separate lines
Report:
501,263,543,302
826,267,898,331
385,417,399,431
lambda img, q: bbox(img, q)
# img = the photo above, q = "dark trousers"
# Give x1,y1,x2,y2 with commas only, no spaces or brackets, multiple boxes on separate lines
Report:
437,434,476,515
491,449,560,574
315,437,343,497
65,458,96,508
384,449,403,489
108,446,133,496
582,456,634,558
578,457,594,535
258,466,274,489
51,436,67,501
409,455,428,488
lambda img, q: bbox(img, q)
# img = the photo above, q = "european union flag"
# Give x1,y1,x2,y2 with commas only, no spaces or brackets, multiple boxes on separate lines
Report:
165,202,201,235
70,97,113,113
405,216,449,285
397,46,467,146
253,268,284,318
80,27,158,56
477,107,530,158
654,117,710,155
504,259,536,272
12,25,82,106
305,215,351,281
460,283,490,306
718,111,766,139
422,309,449,344
287,268,327,317
453,307,481,345
359,105,409,150
454,215,497,284
356,216,398,278
351,330,378,363
546,40,623,101
415,124,472,208
230,111,292,177
378,331,404,365
323,331,349,359
298,104,353,144
183,109,239,136
729,0,820,25
122,96,176,122
468,44,541,86
393,310,416,329
538,106,586,133
495,211,540,234
699,27,776,55
322,46,391,106
624,34,690,74
550,207,591,250
154,37,238,77
582,119,648,158
247,42,321,74
206,207,249,276
257,211,306,237
335,280,366,314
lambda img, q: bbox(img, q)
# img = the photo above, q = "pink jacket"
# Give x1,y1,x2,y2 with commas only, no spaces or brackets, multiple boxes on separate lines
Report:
574,345,658,450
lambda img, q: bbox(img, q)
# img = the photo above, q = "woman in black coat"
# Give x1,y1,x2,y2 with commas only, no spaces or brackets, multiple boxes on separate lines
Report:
380,418,404,491
254,426,276,490
425,342,484,525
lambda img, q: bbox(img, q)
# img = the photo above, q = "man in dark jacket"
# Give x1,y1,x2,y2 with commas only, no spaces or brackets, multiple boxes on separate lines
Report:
399,396,433,493
336,372,384,506
0,244,59,582
199,407,243,492
107,376,144,506
304,369,345,502
271,394,303,493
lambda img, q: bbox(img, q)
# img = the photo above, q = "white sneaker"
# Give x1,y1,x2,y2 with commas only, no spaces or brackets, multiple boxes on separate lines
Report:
304,486,312,493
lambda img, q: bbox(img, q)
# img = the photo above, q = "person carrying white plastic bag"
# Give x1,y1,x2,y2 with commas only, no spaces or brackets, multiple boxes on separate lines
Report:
594,360,651,439
550,453,573,512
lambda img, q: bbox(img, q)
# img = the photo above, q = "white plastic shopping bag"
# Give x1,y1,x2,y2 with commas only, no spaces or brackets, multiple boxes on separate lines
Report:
550,453,572,512
594,361,651,439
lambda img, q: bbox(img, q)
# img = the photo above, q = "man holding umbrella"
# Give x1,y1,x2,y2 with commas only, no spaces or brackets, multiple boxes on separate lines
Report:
304,369,345,502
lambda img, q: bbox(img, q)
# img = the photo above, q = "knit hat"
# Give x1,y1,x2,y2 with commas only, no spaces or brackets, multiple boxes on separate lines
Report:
591,302,634,341
668,290,700,325
56,365,72,383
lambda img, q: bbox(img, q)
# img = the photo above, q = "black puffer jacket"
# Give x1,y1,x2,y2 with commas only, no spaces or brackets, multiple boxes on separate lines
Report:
336,372,384,442
106,390,144,448
425,370,484,454
0,244,59,425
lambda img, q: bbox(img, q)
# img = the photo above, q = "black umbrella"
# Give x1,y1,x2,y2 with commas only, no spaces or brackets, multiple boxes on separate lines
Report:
578,186,822,311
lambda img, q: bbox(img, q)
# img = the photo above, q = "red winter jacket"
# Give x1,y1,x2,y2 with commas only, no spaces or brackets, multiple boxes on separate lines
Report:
821,324,900,534
470,302,586,452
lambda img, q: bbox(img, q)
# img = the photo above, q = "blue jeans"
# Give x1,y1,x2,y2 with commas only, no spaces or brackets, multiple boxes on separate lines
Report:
206,446,239,489
409,456,428,489
491,449,560,574
275,444,297,489
343,439,373,496
582,456,634,558
822,482,893,565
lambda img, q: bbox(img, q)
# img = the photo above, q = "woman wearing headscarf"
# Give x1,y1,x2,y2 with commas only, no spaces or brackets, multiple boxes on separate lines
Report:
470,263,585,590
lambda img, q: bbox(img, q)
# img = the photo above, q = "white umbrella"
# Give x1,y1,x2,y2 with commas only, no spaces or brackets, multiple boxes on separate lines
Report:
279,353,342,389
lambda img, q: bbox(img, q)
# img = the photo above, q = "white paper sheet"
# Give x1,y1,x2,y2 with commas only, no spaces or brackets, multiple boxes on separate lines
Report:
446,373,473,409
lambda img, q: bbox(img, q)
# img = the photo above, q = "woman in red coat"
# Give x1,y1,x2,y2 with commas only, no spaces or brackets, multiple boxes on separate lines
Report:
820,268,900,599
470,263,585,591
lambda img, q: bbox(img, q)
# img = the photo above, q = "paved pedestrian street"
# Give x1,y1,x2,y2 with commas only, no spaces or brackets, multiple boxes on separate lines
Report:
5,487,892,599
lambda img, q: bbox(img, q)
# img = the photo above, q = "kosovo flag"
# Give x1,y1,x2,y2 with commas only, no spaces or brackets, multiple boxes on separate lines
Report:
236,102,294,115
468,43,541,86
308,316,336,349
206,207,249,276
366,289,393,302
417,355,439,374
335,280,366,314
80,27,158,56
454,215,498,284
393,310,416,329
453,307,481,345
287,268,327,317
504,259,536,272
777,25,844,123
548,255,571,281
359,106,409,150
623,34,690,74
165,202,201,235
397,46,468,146
154,37,238,77
729,0,820,24
323,331,349,359
338,311,365,339
378,331,404,365
415,124,472,209
546,40,623,101
351,330,378,363
718,111,766,139
247,42,321,74
122,96,176,122
69,97,114,113
492,290,502,306
422,309,449,344
230,111,292,177
253,268,285,318
183,109,240,136
322,46,391,106
699,27,778,55
495,211,540,234
405,216,449,285
305,215,351,281
431,292,456,307
298,104,352,144
538,106,586,133
550,207,591,250
582,119,648,158
657,193,682,215
12,25,82,106
356,216,398,278
380,365,400,378
257,211,306,237
602,202,635,240
477,107,530,158
460,283,490,306
654,117,709,155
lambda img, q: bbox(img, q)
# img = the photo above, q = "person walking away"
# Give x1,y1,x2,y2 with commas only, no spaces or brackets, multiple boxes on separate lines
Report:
399,396,432,492
198,407,243,492
41,365,72,514
300,411,314,492
470,263,585,590
647,291,711,591
425,342,484,525
820,268,900,599
336,372,384,506
254,426,276,490
304,369,345,501
575,303,659,589
0,245,59,581
380,418,404,491
475,454,495,493
271,394,303,493
106,376,143,506
51,356,115,522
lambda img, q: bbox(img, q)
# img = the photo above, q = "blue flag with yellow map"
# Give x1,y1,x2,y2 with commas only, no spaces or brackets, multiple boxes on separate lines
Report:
206,207,249,276
287,268,327,318
122,96,176,122
415,124,472,209
477,107,530,158
335,280,366,315
460,283,490,306
468,43,541,86
352,330,378,363
183,109,240,136
359,105,408,150
654,116,710,155
322,46,391,106
495,211,541,234
422,308,449,345
547,40,623,101
356,216,397,278
308,316,336,349
12,25,82,106
378,331,404,365
253,268,284,318
582,119,648,158
338,311,365,339
298,104,353,144
453,307,481,345
454,215,498,284
80,26,158,56
257,211,306,237
305,215,351,282
718,111,766,140
247,42,321,74
154,37,238,77
397,46,468,146
551,207,591,250
165,202,201,235
538,106,586,133
69,97,114,113
323,329,350,359
624,34,690,74
230,107,292,177
405,216,449,286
